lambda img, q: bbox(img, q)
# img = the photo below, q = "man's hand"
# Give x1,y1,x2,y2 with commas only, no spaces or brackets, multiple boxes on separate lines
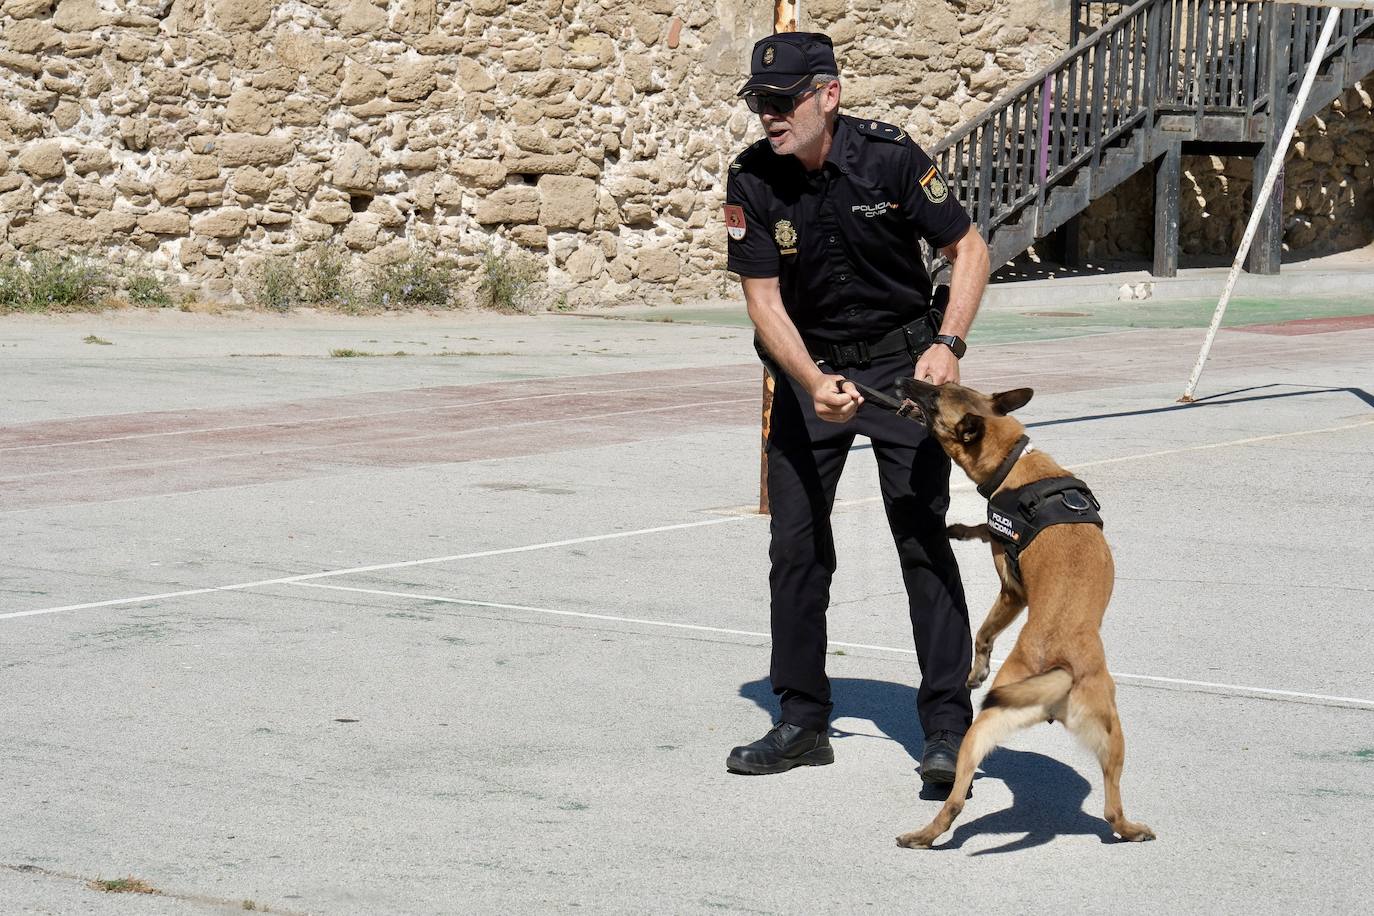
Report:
810,374,863,423
914,344,960,385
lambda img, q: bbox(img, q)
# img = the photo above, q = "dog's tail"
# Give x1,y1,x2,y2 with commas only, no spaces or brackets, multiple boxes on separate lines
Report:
947,523,992,542
982,667,1073,711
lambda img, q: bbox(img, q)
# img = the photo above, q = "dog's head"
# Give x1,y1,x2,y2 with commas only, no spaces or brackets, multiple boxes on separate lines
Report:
896,378,1034,482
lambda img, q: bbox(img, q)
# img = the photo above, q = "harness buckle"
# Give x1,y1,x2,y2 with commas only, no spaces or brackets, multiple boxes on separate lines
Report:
1061,490,1092,512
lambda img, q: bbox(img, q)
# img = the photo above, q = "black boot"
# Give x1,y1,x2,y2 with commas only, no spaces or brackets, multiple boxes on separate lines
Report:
920,729,963,784
726,722,834,775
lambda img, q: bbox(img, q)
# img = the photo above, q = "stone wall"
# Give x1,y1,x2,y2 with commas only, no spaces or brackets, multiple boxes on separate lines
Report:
1079,84,1374,264
0,1,1368,305
0,0,1073,304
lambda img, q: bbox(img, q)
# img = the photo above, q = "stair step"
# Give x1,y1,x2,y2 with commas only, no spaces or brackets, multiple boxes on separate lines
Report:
989,216,1037,268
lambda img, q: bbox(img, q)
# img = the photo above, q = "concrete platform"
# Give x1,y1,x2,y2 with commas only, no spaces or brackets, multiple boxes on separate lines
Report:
2,288,1372,914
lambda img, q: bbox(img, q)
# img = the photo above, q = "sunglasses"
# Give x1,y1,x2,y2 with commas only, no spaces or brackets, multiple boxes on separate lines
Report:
744,85,821,116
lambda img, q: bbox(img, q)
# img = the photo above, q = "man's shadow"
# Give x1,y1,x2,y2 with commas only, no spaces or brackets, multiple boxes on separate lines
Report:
739,676,1118,851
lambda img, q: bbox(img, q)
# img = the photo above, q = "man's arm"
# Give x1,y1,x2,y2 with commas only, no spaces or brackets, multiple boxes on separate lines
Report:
742,276,862,423
913,225,990,384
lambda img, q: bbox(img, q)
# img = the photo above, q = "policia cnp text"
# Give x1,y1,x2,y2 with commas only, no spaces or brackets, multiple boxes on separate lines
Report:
722,32,992,783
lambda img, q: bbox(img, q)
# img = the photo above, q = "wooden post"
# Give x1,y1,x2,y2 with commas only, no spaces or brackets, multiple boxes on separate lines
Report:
1248,0,1292,276
759,1,799,516
1153,140,1181,278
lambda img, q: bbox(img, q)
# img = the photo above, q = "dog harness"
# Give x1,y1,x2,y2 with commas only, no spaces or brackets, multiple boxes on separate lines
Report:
978,436,1103,579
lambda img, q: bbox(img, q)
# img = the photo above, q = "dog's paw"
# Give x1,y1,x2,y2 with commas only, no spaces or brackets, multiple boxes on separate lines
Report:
896,828,939,849
966,659,990,689
1116,821,1156,842
946,523,983,541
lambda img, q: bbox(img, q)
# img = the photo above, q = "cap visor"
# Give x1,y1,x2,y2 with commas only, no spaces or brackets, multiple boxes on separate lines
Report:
737,73,812,96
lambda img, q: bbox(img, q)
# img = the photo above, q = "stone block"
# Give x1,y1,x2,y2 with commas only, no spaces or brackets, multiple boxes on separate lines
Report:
218,135,295,167
454,159,506,189
191,207,249,238
538,175,597,230
636,247,682,283
138,210,191,234
3,0,55,17
389,59,436,102
475,186,541,224
457,58,496,92
311,198,354,224
70,146,111,175
154,174,190,204
332,142,379,192
52,0,108,31
17,142,65,180
232,166,273,198
507,223,547,248
6,20,61,54
209,0,271,31
225,89,273,135
12,211,98,247
339,0,388,35
341,65,387,106
503,153,578,177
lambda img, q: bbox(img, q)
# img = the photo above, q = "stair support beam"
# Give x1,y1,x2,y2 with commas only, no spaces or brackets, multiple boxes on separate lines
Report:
1153,140,1182,278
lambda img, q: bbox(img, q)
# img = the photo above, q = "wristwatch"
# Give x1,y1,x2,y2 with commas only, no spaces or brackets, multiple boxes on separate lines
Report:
932,334,967,359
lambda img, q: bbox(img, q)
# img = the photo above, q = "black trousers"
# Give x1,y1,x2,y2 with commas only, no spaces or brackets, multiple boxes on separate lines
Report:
765,348,973,737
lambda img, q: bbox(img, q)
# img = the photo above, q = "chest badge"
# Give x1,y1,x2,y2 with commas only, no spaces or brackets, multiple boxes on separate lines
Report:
773,219,798,255
723,204,747,241
920,165,949,204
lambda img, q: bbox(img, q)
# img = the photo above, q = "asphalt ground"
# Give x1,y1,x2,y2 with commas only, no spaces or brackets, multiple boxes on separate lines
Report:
2,287,1373,914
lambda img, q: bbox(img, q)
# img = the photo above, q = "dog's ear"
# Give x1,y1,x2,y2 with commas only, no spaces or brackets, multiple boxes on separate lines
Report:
991,388,1034,415
956,413,985,445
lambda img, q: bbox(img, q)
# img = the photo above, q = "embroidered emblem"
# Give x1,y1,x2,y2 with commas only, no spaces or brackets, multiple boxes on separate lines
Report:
762,45,775,66
724,204,747,241
920,165,949,204
773,219,797,254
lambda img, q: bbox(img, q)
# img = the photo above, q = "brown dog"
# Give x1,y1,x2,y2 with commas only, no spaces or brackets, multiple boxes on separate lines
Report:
889,378,1154,848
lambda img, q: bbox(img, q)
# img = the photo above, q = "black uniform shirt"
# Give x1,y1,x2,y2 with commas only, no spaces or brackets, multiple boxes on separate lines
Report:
725,114,972,344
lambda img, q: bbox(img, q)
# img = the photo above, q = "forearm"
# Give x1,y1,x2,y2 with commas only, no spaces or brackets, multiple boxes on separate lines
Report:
937,228,991,339
742,279,824,389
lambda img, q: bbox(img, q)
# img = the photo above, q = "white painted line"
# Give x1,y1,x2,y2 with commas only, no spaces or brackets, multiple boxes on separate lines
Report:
0,374,762,450
0,516,755,622
287,582,1374,711
0,397,758,482
1066,417,1374,469
5,418,1369,623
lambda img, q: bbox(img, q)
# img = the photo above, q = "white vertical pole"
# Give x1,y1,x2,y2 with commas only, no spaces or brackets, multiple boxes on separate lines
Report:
1179,5,1341,402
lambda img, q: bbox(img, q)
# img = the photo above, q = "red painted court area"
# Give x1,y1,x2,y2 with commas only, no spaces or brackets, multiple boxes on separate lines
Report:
3,325,1367,512
1228,313,1374,336
0,370,760,511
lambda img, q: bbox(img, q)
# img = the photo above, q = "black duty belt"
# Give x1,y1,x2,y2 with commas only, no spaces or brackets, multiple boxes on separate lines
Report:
803,319,931,370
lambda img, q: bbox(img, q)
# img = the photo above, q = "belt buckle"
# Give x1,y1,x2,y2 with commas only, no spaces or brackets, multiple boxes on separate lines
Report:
834,341,870,369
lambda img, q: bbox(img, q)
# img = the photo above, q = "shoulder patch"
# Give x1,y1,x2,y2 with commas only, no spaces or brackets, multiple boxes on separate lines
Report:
854,119,908,144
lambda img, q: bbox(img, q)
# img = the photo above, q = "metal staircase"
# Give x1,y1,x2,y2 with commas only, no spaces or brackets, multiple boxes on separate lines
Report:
926,0,1374,278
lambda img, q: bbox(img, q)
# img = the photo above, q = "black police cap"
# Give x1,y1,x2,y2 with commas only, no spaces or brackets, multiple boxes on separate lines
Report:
738,32,837,96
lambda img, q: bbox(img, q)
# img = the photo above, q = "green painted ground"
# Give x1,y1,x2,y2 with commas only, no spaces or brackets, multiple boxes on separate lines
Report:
581,293,1374,345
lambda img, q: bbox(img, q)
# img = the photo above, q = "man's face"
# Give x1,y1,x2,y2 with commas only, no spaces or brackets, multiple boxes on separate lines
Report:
759,81,837,157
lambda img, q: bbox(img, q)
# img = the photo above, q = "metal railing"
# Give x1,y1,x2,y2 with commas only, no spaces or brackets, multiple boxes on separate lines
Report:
926,0,1374,268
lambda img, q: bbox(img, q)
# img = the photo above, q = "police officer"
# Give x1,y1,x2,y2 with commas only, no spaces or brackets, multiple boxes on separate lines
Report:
723,32,991,783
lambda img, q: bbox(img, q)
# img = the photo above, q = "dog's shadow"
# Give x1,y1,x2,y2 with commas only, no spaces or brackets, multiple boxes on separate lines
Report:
739,676,1117,851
